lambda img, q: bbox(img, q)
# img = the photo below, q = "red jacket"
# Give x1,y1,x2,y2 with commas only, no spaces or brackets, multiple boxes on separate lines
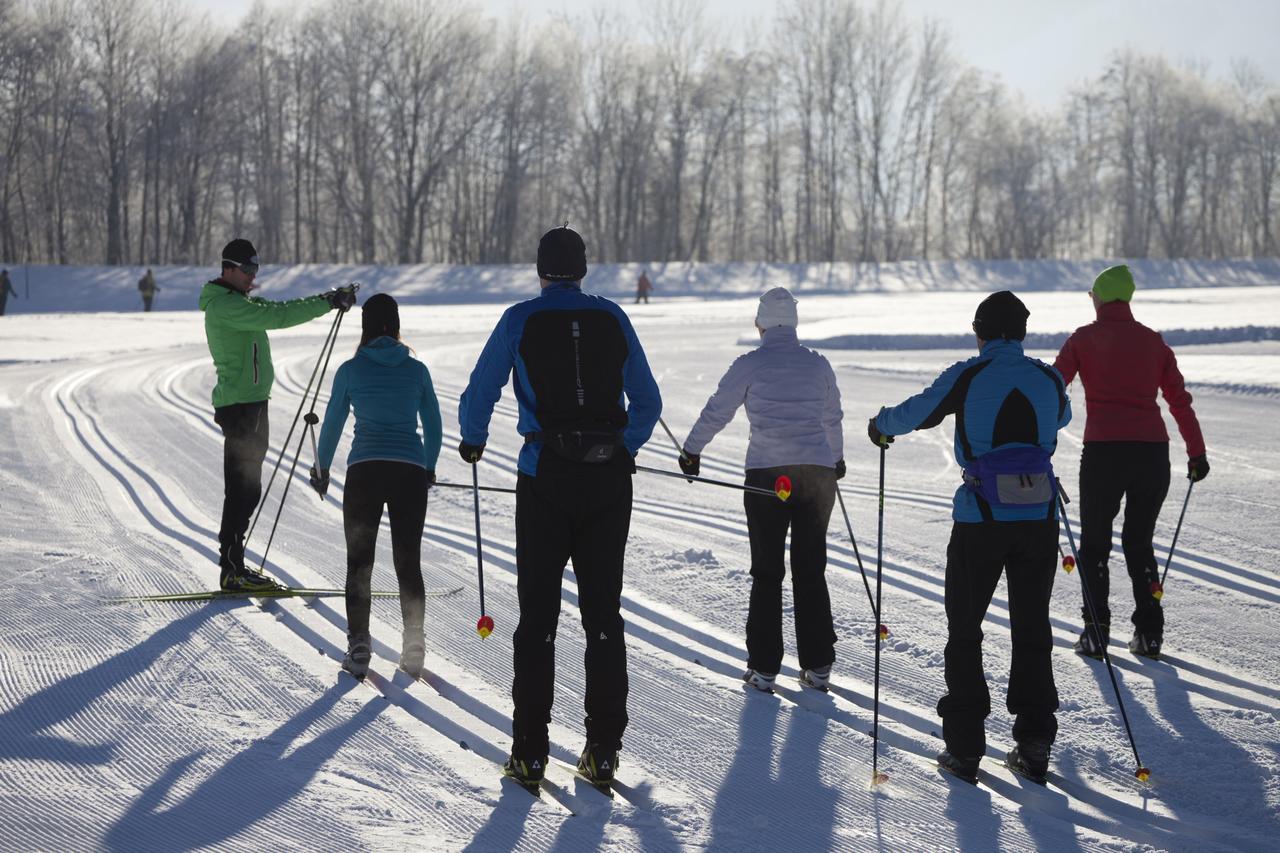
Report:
1054,301,1205,457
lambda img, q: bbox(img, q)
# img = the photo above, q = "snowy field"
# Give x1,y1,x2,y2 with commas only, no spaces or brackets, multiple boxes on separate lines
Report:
0,263,1278,850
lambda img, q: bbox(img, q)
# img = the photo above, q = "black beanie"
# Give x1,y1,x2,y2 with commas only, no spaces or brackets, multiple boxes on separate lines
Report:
536,226,587,281
221,238,258,266
973,291,1030,341
362,292,400,338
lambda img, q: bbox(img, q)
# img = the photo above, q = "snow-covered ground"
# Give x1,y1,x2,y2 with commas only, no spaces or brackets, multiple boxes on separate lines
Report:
1,263,1277,850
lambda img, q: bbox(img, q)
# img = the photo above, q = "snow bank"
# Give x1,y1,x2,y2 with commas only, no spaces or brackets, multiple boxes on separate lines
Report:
3,258,1278,315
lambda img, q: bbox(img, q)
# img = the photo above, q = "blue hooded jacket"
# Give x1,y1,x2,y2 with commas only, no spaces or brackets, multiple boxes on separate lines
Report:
874,339,1071,523
316,337,442,471
458,282,661,476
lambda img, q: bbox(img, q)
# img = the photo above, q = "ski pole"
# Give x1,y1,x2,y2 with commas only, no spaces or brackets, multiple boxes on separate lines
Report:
246,283,359,547
305,412,322,499
435,480,517,495
1156,479,1195,595
657,416,689,460
635,464,787,500
472,462,494,639
246,306,343,546
835,488,887,639
871,443,889,787
1058,483,1150,782
255,300,352,573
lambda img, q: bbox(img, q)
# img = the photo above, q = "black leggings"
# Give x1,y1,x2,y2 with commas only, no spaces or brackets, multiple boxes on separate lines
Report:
343,461,428,638
1077,441,1171,635
214,400,269,568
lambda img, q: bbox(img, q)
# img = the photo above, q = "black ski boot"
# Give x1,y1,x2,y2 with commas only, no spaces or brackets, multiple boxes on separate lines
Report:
1005,741,1050,785
219,540,279,592
1128,631,1162,660
799,665,832,692
743,669,777,693
503,755,545,795
1073,622,1109,660
577,743,618,793
936,751,980,784
342,633,372,681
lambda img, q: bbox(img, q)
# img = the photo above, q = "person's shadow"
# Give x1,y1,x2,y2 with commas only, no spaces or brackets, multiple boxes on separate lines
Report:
707,694,839,852
0,607,216,767
104,679,380,851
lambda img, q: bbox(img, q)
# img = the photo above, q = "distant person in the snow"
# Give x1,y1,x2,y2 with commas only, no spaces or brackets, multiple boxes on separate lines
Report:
635,269,653,304
869,291,1071,785
679,287,844,694
1054,265,1208,663
310,293,442,681
457,225,662,793
0,269,16,316
200,238,356,592
138,268,158,312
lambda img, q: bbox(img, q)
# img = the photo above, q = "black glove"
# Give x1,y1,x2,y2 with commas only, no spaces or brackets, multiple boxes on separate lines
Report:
835,459,846,480
1188,454,1210,482
679,451,700,479
459,441,485,463
322,286,357,312
867,417,894,448
425,470,437,489
309,466,330,497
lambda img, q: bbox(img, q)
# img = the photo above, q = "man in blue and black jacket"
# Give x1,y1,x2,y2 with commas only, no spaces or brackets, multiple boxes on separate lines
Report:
870,291,1071,785
458,226,661,792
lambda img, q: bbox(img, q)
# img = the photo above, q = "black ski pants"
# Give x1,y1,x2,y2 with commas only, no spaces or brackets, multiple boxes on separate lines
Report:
1077,441,1171,637
214,400,270,571
743,464,838,675
938,518,1059,758
511,452,633,760
342,461,428,640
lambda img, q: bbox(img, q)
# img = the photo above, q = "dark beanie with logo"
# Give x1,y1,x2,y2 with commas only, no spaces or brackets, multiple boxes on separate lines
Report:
361,292,400,338
973,290,1030,342
537,226,587,281
221,238,258,266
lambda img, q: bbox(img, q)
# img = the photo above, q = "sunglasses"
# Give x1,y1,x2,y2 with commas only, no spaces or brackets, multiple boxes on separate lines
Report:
222,258,260,276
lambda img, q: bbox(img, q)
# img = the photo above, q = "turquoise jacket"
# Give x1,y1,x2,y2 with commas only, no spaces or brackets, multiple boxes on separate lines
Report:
317,337,443,471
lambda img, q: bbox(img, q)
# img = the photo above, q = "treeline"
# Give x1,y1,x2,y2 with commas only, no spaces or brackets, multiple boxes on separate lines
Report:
2,0,1278,266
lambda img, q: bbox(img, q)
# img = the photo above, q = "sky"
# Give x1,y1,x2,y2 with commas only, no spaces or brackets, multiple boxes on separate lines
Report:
193,0,1280,109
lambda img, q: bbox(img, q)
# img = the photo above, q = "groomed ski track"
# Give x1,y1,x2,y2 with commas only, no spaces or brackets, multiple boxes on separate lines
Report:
1,299,1277,850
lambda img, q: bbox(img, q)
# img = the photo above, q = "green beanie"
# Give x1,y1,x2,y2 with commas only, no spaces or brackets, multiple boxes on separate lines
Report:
1092,264,1135,303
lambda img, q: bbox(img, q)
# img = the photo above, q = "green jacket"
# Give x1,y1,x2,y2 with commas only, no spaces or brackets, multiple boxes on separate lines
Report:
200,280,331,408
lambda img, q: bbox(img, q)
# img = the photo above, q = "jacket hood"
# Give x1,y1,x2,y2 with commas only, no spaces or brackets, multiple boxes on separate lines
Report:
358,336,412,366
199,280,237,311
760,325,799,347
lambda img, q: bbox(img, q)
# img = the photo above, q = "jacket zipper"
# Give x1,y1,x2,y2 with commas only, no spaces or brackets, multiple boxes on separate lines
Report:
252,341,259,385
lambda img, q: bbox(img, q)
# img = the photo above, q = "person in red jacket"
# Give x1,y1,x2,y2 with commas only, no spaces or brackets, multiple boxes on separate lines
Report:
1054,265,1209,660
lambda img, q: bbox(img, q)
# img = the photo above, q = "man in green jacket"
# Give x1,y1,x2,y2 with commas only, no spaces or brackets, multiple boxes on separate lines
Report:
201,238,355,590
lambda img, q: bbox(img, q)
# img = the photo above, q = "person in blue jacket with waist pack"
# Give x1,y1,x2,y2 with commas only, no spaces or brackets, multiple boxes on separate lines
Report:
457,225,661,793
310,293,443,681
869,290,1071,785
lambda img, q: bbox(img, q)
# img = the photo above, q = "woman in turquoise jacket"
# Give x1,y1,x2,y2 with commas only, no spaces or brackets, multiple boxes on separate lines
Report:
311,294,443,680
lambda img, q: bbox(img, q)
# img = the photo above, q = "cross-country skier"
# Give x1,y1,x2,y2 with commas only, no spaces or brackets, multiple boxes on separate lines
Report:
199,238,355,592
457,225,661,793
0,269,16,316
869,291,1071,785
679,287,844,694
138,268,158,312
310,294,442,681
1054,265,1209,661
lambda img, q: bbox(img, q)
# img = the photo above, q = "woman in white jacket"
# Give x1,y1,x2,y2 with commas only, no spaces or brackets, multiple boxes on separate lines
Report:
680,287,845,693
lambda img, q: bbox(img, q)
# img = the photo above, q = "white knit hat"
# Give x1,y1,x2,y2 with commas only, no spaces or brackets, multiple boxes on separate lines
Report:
755,287,798,328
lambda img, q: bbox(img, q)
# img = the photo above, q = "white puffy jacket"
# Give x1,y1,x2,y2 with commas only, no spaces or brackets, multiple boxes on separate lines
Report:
684,326,843,469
